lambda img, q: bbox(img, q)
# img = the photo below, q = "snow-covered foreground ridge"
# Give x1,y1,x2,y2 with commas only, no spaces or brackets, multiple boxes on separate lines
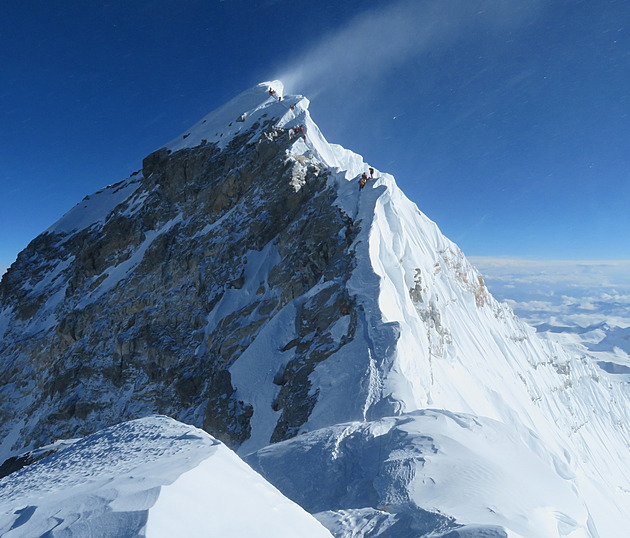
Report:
0,416,332,537
0,81,629,536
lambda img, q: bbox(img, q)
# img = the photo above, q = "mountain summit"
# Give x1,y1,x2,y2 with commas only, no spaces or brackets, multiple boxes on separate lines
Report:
1,82,629,537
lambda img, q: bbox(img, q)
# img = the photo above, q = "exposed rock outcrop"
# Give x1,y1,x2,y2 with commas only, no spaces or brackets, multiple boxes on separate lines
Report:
0,102,356,453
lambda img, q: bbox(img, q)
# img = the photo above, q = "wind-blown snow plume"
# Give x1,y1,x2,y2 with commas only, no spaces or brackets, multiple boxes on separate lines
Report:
278,0,543,97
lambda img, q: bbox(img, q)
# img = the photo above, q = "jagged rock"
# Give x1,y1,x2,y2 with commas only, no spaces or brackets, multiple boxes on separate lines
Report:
0,85,357,455
142,147,170,178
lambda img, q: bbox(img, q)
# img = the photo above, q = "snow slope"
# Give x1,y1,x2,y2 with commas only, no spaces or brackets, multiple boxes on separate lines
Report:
159,81,630,535
248,410,596,537
1,81,630,537
0,416,332,537
217,82,630,536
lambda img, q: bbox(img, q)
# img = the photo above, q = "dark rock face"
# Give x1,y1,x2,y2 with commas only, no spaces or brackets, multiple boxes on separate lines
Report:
0,121,358,453
270,284,358,443
0,448,58,480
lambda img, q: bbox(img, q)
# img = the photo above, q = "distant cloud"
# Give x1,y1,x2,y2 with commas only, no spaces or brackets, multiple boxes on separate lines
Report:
470,258,630,289
470,257,630,329
277,0,543,96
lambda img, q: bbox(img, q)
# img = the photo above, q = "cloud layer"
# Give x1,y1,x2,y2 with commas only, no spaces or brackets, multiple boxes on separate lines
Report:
470,258,630,328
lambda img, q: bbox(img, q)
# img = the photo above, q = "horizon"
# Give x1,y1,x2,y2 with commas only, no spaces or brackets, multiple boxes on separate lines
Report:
1,1,628,271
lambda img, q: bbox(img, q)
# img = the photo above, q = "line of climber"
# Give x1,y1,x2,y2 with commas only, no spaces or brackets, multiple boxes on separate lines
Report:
359,168,375,190
269,87,298,111
289,124,307,141
269,87,305,140
268,87,285,102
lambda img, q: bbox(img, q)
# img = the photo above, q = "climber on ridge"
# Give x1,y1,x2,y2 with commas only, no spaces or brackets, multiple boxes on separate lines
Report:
268,87,276,97
369,167,374,178
359,172,368,190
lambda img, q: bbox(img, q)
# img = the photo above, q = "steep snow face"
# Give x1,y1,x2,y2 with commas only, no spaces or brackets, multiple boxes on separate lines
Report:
0,416,332,538
46,176,144,236
301,170,630,535
331,175,630,535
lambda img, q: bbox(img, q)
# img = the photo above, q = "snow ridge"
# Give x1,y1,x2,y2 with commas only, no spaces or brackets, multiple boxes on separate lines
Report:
179,81,630,535
0,417,332,537
1,80,630,537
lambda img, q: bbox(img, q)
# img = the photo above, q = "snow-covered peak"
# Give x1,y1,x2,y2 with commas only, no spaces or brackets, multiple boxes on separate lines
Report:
2,79,630,537
161,80,375,178
165,80,296,153
41,80,376,238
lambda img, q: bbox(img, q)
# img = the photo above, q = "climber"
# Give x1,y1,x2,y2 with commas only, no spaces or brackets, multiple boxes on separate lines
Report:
369,167,374,179
268,88,276,96
295,125,306,141
359,172,368,190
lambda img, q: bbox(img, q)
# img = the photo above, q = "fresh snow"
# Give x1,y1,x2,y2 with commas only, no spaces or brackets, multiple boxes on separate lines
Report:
247,410,596,537
46,176,142,237
0,417,332,537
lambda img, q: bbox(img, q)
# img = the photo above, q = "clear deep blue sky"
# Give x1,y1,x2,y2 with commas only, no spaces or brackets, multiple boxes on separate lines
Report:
1,0,628,273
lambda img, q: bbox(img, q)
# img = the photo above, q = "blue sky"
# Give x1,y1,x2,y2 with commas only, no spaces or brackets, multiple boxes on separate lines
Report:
1,0,629,273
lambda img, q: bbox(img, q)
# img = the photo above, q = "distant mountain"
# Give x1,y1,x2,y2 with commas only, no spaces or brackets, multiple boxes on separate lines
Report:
1,82,629,537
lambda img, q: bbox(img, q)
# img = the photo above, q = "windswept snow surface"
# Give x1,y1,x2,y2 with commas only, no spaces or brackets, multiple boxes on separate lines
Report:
46,175,143,236
0,416,332,537
248,410,597,537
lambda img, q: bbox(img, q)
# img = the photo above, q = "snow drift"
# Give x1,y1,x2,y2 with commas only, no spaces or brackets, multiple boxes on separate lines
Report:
0,416,331,537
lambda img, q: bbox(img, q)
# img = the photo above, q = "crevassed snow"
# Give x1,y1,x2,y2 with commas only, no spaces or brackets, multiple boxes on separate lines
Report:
0,416,332,538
